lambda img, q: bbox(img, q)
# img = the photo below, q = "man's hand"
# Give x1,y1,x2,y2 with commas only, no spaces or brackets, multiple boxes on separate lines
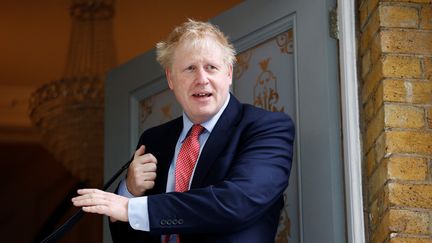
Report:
127,145,157,196
72,189,129,222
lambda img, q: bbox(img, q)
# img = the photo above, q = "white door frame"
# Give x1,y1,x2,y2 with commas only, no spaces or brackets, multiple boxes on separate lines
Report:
338,1,366,243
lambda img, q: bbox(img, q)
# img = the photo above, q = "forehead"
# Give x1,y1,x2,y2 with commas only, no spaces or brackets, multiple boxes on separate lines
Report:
173,37,225,63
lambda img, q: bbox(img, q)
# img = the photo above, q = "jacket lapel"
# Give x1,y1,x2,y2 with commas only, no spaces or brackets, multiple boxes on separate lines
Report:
191,95,242,188
147,117,183,195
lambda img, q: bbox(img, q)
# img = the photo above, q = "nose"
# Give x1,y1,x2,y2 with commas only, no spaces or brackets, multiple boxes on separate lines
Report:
195,67,209,85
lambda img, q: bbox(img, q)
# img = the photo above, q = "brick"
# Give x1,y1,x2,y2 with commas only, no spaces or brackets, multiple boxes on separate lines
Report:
360,1,370,29
369,197,379,231
361,8,381,55
366,107,385,150
380,5,419,28
388,156,429,180
383,55,422,79
420,5,432,29
369,157,389,201
383,79,432,104
425,57,432,80
362,60,384,104
388,208,431,234
388,182,432,208
369,201,432,242
362,50,372,78
376,132,389,162
386,130,432,155
383,0,432,3
427,107,432,128
371,33,383,64
360,0,381,29
366,149,377,177
369,190,391,234
364,98,375,123
374,81,384,113
369,156,428,201
372,210,391,243
369,0,381,16
382,79,404,103
381,30,432,55
384,104,425,128
390,237,432,243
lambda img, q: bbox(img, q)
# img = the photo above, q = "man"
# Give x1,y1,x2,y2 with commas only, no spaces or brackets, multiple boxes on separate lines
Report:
72,19,295,243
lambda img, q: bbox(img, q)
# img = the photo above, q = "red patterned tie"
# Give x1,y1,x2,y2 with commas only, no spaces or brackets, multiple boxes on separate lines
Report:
164,124,204,243
175,124,204,192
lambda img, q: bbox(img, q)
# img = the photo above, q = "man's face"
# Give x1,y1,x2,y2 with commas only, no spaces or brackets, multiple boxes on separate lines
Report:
166,38,232,124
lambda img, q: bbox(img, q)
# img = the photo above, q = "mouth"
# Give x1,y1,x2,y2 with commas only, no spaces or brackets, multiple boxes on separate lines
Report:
192,92,212,98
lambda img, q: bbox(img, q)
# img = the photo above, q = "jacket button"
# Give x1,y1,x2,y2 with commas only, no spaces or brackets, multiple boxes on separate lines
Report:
166,219,172,225
178,219,184,225
172,219,178,225
160,219,166,226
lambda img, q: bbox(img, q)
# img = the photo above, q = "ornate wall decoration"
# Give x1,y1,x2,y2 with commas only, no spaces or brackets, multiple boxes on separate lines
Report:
234,49,252,81
139,98,153,133
276,30,294,54
138,89,181,135
253,58,285,112
276,193,292,243
161,104,173,121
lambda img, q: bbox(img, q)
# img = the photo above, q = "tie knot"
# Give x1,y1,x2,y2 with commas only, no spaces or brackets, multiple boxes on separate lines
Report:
190,124,204,137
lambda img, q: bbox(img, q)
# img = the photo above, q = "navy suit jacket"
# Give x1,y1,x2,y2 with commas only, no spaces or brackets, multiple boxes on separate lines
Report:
110,95,295,243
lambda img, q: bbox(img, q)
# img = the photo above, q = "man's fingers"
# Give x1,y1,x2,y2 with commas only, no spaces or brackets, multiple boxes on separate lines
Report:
72,189,129,222
72,189,112,206
144,172,157,181
143,181,155,189
127,151,157,196
131,162,157,181
141,161,157,172
134,153,157,165
82,205,109,215
77,188,104,195
72,195,107,207
134,145,146,158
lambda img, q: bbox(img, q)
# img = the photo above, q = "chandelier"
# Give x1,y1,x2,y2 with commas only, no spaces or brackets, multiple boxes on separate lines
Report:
29,0,117,187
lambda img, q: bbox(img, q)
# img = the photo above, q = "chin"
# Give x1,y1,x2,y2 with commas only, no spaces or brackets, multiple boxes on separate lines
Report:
191,111,215,123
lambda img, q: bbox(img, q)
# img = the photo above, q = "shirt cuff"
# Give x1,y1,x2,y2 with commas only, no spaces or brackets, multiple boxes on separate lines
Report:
118,179,135,198
128,196,150,231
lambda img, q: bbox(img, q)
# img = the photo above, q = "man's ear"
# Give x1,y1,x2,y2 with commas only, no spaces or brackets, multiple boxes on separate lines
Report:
166,68,174,90
227,65,233,85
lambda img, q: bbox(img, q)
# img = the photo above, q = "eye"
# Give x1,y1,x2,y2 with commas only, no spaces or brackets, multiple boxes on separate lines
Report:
185,66,196,72
205,65,218,71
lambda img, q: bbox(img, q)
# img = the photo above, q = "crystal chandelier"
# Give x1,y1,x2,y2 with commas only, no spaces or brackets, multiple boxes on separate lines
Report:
29,0,117,187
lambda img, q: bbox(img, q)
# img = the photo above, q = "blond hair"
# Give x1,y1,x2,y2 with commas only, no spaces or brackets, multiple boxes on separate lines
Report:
156,19,236,69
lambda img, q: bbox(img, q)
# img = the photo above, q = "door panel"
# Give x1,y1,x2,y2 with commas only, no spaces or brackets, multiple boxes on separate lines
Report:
233,26,298,243
105,0,345,242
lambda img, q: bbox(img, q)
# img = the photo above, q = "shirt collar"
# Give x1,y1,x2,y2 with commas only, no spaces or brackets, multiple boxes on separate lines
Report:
180,93,231,140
